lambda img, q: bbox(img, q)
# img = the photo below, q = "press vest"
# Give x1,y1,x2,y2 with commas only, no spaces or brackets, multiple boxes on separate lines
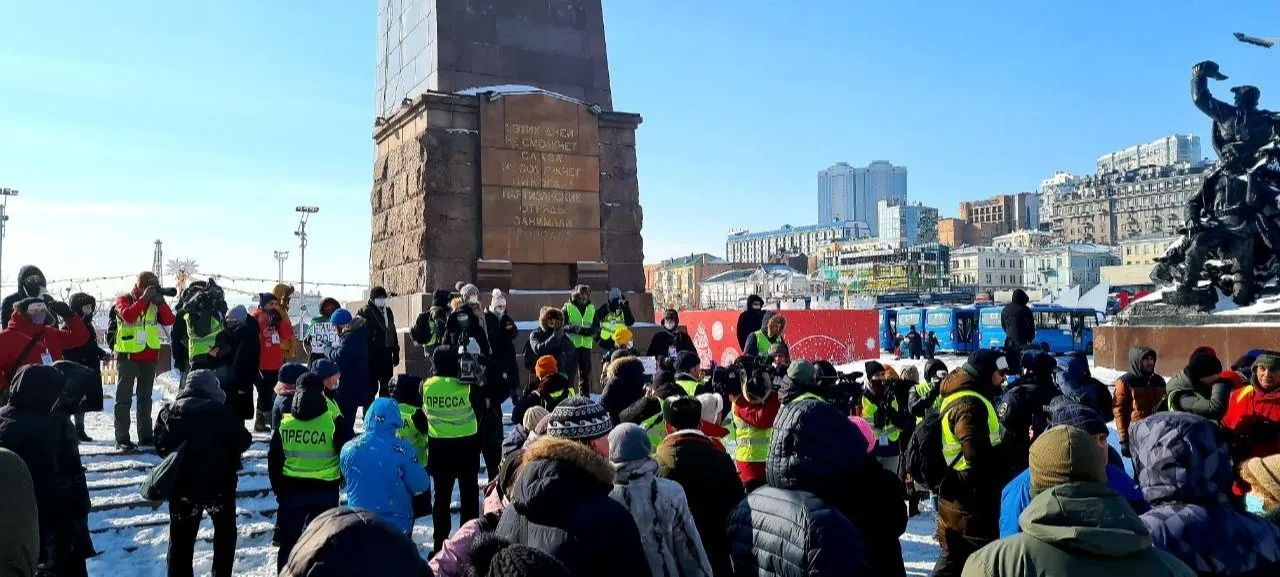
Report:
862,394,901,444
940,389,1002,471
185,315,222,359
396,402,429,464
1164,389,1207,413
732,412,771,463
564,302,596,349
599,309,626,341
422,376,478,438
114,304,162,354
913,382,942,424
676,377,700,397
641,399,667,451
789,392,824,404
752,330,774,356
280,406,341,481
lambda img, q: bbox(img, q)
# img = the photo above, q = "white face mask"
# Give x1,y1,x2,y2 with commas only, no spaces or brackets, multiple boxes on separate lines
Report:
663,321,677,331
493,306,506,315
374,298,387,308
467,295,479,304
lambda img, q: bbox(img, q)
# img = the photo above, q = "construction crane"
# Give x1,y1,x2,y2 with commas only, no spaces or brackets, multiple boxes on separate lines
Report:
1235,32,1278,48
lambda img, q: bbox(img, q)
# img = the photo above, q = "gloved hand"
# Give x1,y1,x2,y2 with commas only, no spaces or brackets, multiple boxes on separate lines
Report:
1120,440,1132,459
47,300,74,319
564,325,579,335
391,351,401,366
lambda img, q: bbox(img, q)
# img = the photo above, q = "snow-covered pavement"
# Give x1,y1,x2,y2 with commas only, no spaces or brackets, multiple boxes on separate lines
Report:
82,355,1131,576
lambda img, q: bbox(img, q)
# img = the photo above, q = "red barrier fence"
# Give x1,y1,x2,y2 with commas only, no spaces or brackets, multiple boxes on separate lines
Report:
660,310,881,367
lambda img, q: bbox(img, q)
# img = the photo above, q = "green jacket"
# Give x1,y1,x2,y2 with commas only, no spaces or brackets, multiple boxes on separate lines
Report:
963,483,1195,577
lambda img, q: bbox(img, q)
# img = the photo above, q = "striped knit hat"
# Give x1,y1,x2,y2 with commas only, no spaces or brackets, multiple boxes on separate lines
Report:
545,397,613,441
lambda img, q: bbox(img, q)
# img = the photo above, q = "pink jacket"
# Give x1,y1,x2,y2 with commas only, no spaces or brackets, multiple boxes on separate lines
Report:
427,491,506,577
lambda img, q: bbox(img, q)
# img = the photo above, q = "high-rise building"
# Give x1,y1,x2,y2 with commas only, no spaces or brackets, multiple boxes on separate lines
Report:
1052,163,1209,245
1037,171,1079,230
817,161,907,233
1096,134,1202,174
878,199,939,246
950,192,1040,246
376,0,614,119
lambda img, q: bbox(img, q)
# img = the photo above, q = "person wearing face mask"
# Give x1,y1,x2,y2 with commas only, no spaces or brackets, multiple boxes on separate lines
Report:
112,271,176,452
484,289,519,408
0,298,89,405
252,293,294,433
561,285,599,397
1,265,49,327
735,295,767,352
325,309,369,444
597,288,635,358
357,286,400,402
61,293,110,442
743,313,788,361
445,286,491,357
645,309,695,362
523,307,576,386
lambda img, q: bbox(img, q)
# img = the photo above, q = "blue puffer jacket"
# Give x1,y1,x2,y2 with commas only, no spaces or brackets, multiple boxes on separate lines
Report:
1132,412,1280,577
726,399,873,576
339,398,431,534
328,319,370,409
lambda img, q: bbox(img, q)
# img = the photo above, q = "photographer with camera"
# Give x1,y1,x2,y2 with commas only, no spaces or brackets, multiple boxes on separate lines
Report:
171,279,228,375
112,271,176,452
729,358,780,491
1,265,49,327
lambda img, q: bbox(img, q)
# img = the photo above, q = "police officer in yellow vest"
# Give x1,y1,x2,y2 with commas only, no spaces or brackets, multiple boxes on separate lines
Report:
562,284,598,397
934,349,1008,577
743,313,788,360
268,372,348,571
421,346,481,553
597,287,635,356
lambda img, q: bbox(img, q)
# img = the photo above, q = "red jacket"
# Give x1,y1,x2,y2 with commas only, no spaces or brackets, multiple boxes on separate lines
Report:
115,290,176,363
0,312,90,391
254,309,294,372
1224,383,1280,492
730,393,781,487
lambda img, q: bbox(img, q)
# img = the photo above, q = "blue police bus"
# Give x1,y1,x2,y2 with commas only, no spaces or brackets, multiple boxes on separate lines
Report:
977,304,1104,354
925,306,980,354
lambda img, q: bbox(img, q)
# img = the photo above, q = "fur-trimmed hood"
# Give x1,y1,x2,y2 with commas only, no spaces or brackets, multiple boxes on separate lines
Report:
511,436,614,521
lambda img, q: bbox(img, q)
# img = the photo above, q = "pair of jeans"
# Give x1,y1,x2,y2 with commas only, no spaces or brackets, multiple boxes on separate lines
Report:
275,490,340,571
168,496,236,577
114,357,156,444
427,436,480,553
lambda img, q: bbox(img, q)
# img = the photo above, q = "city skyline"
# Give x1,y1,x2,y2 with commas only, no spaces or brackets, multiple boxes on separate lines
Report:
817,161,908,233
2,1,1276,284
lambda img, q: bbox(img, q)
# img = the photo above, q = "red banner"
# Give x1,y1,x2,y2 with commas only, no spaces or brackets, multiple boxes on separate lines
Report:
660,310,881,367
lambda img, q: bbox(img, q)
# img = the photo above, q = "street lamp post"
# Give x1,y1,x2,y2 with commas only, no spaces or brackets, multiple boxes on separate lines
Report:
0,188,19,291
273,250,290,283
295,207,319,316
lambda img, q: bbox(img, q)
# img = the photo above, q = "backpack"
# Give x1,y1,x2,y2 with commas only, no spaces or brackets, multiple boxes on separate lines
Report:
904,409,962,491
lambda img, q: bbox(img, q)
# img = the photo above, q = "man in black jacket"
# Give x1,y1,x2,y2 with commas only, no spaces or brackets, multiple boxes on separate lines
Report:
523,307,575,383
357,286,399,400
484,290,519,407
409,289,453,369
645,309,696,361
735,294,766,351
212,306,261,421
1001,289,1037,373
997,352,1062,474
0,365,88,576
155,370,252,577
62,293,109,442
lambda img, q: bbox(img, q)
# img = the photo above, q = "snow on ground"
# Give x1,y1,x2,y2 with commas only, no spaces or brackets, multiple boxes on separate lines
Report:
87,354,1138,576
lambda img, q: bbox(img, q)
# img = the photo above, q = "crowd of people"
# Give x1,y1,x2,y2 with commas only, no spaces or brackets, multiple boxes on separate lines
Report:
6,270,1280,576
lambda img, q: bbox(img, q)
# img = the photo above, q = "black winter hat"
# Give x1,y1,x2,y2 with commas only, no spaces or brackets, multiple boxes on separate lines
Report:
675,351,700,372
433,346,461,378
662,395,703,431
370,286,389,300
964,349,1006,383
863,361,885,381
468,534,569,577
1186,351,1223,380
258,293,278,308
1032,352,1059,377
431,289,452,308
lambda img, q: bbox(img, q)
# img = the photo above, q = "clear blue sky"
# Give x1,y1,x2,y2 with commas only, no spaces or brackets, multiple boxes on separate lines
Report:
2,1,1278,296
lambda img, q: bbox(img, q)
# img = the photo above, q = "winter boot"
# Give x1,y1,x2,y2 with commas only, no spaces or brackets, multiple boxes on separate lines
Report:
77,429,93,443
254,410,270,433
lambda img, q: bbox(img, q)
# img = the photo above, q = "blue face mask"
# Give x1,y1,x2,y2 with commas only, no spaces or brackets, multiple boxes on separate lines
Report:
1245,493,1268,514
28,312,46,325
